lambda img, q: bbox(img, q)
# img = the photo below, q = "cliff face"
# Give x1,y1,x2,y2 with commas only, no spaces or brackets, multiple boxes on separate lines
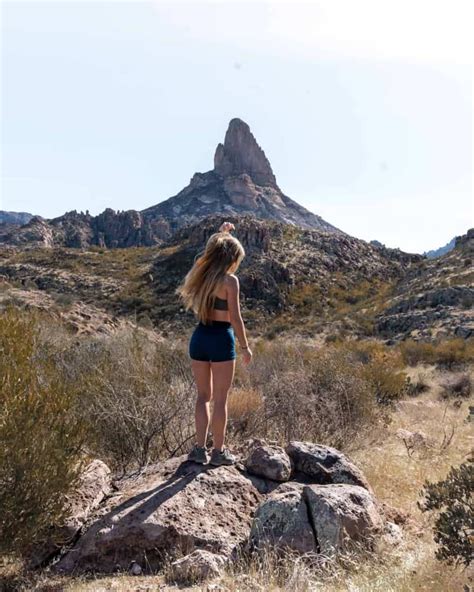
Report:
213,118,278,188
2,209,170,248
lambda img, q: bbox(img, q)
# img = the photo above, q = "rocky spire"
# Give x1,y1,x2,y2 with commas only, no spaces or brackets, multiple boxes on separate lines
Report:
214,118,278,188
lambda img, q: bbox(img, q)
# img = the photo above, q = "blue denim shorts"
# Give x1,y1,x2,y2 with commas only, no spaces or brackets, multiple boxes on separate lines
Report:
189,320,236,362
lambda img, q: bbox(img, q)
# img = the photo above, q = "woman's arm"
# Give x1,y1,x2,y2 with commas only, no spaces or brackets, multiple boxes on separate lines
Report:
226,274,249,348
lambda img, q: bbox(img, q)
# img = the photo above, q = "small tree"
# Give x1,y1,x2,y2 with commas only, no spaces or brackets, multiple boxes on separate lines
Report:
0,308,85,557
419,458,473,566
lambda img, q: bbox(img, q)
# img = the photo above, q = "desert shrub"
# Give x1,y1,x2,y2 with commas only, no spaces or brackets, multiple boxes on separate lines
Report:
339,341,407,405
59,329,196,473
227,387,264,441
0,308,85,557
399,339,436,366
405,371,430,396
419,458,473,566
440,373,472,399
400,338,474,369
234,341,387,449
325,333,343,344
434,339,474,369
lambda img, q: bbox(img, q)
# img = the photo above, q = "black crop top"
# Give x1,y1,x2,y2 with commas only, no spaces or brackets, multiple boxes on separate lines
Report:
213,295,229,310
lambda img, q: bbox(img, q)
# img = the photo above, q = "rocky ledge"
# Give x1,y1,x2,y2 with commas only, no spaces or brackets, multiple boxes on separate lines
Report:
42,440,402,583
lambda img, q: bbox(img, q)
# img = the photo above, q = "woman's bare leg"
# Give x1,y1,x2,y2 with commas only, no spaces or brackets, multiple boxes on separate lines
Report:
191,360,213,447
210,359,236,450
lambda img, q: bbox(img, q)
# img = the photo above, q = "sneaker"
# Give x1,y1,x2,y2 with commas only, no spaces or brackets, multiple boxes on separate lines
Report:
187,444,209,464
209,447,236,466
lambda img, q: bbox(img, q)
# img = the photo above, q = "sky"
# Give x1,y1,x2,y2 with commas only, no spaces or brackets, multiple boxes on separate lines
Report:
1,0,472,253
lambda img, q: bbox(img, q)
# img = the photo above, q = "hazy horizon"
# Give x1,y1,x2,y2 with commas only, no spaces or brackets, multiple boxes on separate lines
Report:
1,1,472,253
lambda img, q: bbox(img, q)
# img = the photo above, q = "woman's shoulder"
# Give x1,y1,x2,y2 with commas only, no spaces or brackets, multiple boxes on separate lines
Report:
224,273,239,287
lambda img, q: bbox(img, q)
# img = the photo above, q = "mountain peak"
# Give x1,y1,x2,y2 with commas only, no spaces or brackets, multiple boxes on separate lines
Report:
214,118,277,188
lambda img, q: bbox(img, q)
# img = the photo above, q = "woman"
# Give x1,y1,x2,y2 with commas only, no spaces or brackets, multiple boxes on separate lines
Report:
176,221,253,466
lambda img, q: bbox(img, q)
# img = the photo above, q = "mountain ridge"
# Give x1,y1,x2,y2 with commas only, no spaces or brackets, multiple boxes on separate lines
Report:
1,118,339,248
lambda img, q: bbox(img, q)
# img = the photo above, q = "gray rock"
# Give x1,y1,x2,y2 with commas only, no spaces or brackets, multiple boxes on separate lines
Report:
168,549,227,585
286,441,371,491
382,521,404,546
249,485,316,554
304,484,383,555
245,444,292,482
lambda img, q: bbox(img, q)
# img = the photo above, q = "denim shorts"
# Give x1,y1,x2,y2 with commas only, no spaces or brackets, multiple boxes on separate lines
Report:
189,320,236,362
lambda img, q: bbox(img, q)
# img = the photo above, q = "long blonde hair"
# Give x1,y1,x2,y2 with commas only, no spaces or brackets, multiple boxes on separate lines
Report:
176,232,245,324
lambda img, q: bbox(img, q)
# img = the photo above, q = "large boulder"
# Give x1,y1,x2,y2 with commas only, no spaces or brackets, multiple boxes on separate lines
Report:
286,441,372,491
249,482,383,558
304,484,383,555
249,485,316,554
55,457,262,574
245,443,292,482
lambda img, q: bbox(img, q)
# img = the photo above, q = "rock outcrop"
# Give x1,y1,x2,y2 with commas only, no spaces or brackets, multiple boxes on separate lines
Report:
55,457,262,574
142,118,339,235
2,209,169,248
52,441,388,578
214,118,278,188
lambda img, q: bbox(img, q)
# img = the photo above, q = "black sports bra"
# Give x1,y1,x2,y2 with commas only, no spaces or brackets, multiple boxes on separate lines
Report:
213,295,228,311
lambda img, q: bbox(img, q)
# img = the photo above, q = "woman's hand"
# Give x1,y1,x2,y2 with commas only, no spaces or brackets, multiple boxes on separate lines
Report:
219,221,235,233
241,347,253,366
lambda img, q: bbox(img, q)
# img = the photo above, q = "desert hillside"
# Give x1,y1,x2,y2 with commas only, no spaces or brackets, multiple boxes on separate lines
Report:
1,217,472,343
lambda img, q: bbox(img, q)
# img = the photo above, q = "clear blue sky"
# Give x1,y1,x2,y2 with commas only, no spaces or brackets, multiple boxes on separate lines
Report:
1,0,472,253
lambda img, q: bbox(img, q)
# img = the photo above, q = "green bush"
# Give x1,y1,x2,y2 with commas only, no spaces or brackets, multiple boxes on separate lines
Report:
419,458,474,566
0,308,85,557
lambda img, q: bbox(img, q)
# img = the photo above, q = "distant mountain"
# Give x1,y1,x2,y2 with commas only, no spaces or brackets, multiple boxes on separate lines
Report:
423,237,456,259
142,118,340,235
0,118,340,248
0,211,34,225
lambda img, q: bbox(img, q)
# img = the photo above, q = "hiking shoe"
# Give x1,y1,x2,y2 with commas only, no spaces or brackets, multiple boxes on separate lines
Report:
209,447,236,466
187,444,209,464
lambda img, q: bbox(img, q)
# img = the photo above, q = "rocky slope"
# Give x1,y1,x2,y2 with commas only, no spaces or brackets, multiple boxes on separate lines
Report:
1,215,471,342
1,118,339,248
0,210,34,225
150,214,421,335
423,237,456,259
375,229,474,340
